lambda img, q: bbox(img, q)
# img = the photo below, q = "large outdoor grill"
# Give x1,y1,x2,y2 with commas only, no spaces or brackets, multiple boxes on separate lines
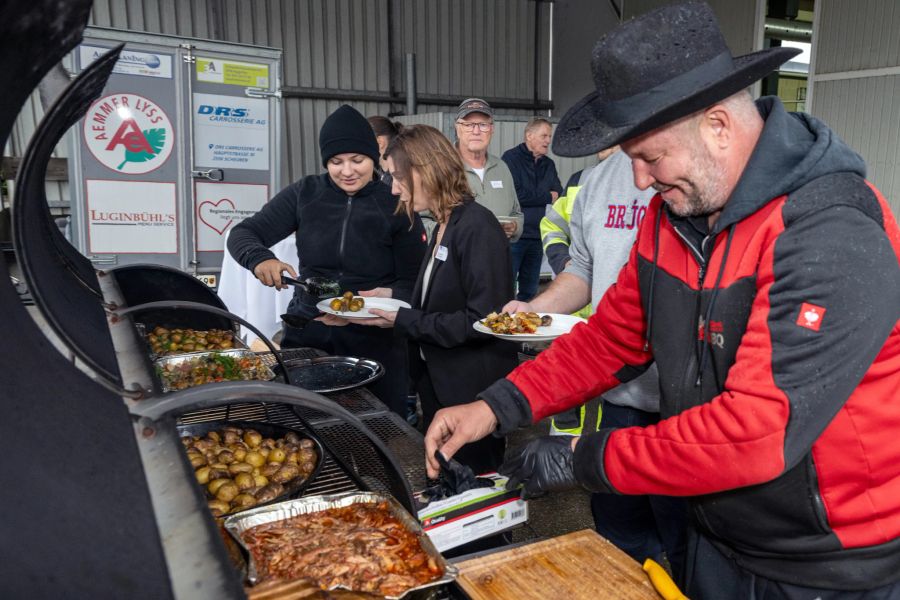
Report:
178,347,431,500
0,3,465,597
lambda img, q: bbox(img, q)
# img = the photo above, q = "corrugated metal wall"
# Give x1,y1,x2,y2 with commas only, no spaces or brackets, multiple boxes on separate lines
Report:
811,0,900,216
5,93,69,210
81,0,553,187
813,0,900,72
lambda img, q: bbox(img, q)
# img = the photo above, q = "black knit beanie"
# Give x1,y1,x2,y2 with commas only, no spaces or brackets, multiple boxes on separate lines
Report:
318,105,380,167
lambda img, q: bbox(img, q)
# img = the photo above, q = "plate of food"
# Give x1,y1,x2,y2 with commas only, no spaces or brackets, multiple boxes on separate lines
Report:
473,311,587,342
317,292,411,319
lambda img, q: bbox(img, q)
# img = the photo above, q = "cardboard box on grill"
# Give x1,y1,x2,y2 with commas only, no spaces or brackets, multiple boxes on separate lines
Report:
415,473,528,552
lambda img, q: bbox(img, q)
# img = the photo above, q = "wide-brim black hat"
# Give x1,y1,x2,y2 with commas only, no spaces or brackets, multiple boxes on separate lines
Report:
553,1,801,157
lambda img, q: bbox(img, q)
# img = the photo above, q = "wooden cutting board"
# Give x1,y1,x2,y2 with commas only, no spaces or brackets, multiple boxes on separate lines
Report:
455,529,660,599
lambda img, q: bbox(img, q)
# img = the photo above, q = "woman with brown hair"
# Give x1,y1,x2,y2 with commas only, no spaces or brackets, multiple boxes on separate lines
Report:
321,124,518,474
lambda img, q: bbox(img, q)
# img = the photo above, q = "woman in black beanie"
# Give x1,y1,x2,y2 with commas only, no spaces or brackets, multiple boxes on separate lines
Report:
227,104,426,415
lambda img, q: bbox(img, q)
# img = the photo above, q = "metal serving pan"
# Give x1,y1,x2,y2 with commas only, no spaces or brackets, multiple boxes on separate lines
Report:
154,349,275,393
135,322,247,360
177,420,325,516
272,355,385,394
224,491,458,599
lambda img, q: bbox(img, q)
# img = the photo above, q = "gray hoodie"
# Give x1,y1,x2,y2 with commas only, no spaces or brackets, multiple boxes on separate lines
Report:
564,150,659,411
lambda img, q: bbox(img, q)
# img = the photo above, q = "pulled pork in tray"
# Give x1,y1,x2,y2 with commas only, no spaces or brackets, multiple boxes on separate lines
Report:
242,501,443,597
481,311,553,334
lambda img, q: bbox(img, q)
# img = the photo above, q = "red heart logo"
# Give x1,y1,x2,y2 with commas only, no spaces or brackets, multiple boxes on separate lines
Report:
198,198,235,235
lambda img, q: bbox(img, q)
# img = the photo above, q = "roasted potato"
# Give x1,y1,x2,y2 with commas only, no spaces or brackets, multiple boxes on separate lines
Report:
243,430,263,448
195,466,213,485
187,452,207,469
228,461,254,475
215,481,239,502
208,478,231,496
231,493,257,510
272,464,301,484
260,463,281,478
245,451,266,468
255,483,285,504
207,499,230,517
234,472,255,491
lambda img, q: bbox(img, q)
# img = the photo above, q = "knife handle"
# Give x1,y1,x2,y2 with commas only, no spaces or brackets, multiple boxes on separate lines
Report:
642,558,688,600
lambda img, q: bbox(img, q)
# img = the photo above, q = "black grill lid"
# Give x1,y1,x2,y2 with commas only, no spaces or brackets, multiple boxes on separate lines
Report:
0,1,180,597
12,41,123,386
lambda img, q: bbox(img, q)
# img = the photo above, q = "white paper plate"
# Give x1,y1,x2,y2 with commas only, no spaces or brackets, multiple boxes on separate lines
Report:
472,313,587,342
317,297,411,319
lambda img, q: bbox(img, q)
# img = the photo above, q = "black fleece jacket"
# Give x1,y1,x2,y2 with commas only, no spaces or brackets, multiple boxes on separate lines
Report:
227,174,426,313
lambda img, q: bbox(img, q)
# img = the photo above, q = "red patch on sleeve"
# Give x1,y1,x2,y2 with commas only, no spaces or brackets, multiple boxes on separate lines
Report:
797,303,826,331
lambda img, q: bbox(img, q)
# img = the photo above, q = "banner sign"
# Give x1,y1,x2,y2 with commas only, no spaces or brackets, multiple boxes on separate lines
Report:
194,181,269,252
83,93,175,175
86,179,178,254
196,57,269,87
193,93,270,171
79,45,173,79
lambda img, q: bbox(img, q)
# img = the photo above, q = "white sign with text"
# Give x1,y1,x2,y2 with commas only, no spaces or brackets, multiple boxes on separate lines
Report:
193,93,270,171
195,181,269,252
86,180,178,254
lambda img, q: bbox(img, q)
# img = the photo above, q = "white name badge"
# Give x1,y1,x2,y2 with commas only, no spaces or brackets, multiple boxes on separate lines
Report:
435,245,449,261
490,180,504,189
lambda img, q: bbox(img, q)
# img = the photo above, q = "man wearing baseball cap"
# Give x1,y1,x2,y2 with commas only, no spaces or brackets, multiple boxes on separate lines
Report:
453,98,523,242
424,2,900,596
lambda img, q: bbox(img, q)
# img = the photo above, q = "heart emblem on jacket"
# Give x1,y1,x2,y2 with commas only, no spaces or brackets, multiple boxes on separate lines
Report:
198,198,236,235
804,310,820,324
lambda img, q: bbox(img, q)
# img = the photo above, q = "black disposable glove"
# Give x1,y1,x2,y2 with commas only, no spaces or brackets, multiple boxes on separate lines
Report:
420,451,494,505
499,436,578,499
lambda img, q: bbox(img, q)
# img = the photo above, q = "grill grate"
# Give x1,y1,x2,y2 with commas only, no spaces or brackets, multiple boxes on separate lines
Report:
308,412,428,490
292,387,382,421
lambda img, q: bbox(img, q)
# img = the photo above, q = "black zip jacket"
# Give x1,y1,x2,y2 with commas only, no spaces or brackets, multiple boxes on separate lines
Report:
227,174,426,314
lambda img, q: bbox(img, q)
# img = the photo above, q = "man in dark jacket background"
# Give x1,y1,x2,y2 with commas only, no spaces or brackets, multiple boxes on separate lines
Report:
502,118,563,301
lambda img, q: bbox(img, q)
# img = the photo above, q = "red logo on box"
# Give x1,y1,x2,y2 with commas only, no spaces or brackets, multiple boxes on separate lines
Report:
797,303,826,331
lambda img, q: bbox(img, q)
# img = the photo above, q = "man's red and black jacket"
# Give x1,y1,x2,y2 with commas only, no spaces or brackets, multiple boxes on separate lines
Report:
481,98,900,590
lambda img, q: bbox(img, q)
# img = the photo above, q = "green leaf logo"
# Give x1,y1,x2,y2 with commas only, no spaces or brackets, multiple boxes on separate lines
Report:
117,128,166,170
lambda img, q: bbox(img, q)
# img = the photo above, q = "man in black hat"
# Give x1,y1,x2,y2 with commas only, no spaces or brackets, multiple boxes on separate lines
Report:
424,2,900,597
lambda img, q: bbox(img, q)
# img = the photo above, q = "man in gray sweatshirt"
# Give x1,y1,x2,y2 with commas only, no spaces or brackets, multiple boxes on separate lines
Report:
503,148,685,569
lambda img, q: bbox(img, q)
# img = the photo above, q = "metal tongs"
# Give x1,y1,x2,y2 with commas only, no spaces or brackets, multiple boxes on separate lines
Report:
280,276,341,329
280,275,341,299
